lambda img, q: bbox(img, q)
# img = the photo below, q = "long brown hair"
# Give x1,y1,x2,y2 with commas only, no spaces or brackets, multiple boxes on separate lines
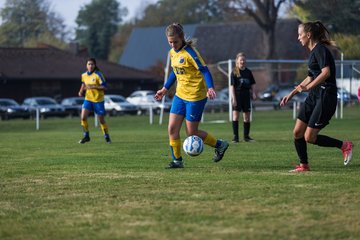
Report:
233,52,246,77
300,21,335,46
165,23,195,46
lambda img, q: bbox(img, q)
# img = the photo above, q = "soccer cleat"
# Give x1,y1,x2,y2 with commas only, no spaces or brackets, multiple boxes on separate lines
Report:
232,136,239,143
213,140,229,162
105,136,111,144
342,141,353,166
243,136,255,142
289,163,310,173
79,136,90,144
165,161,184,169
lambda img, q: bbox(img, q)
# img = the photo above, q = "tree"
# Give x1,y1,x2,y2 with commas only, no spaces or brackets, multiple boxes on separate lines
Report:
291,0,360,59
293,0,360,35
135,0,231,27
221,0,287,59
0,0,67,47
75,0,127,60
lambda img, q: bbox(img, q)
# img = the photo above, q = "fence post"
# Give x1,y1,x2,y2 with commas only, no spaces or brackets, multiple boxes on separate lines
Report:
36,108,40,130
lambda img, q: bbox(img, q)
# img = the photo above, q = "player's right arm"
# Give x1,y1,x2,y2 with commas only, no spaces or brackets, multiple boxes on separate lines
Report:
155,70,176,101
78,83,86,97
280,76,312,107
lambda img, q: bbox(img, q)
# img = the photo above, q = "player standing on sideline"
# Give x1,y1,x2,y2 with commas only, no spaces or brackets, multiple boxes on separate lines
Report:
155,23,229,169
230,52,256,143
78,58,111,144
280,21,353,172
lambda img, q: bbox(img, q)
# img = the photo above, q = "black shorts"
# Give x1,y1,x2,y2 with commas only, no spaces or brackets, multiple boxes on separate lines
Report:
233,90,251,112
297,85,337,129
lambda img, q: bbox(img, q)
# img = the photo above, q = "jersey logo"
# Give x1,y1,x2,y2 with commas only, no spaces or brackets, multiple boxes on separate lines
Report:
178,57,185,64
92,78,96,82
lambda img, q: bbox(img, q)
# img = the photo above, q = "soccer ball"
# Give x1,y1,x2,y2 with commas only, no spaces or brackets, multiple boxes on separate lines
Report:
183,135,204,157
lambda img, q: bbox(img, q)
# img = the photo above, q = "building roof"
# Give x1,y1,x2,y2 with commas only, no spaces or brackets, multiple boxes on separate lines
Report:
0,46,156,81
119,24,198,70
119,19,308,70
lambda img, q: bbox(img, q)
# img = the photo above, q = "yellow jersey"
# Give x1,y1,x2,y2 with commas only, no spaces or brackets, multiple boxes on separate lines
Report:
170,45,208,101
81,71,106,102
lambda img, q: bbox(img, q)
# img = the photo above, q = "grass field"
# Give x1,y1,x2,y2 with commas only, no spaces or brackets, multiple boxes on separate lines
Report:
0,106,359,240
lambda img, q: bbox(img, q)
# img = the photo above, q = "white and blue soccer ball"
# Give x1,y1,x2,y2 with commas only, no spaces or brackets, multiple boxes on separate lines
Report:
183,135,204,157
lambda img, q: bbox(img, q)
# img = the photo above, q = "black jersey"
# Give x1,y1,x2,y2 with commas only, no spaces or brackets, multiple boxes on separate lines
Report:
231,68,256,91
308,43,336,85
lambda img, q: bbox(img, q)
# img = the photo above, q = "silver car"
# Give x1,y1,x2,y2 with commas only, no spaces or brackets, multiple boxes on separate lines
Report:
22,97,67,118
104,95,139,116
126,90,172,114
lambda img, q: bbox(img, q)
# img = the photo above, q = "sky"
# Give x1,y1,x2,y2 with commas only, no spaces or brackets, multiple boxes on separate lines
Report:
0,0,158,29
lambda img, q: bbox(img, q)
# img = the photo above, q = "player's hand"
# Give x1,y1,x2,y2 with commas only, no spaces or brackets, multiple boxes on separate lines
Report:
154,87,167,101
231,98,237,107
252,92,257,100
280,95,291,107
207,88,216,100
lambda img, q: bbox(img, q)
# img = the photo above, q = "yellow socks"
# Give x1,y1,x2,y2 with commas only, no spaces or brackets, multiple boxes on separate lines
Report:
170,139,182,160
81,120,89,132
100,123,109,135
204,133,217,147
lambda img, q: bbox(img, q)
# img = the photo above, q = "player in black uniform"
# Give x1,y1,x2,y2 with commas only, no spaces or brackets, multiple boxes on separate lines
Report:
280,21,353,172
230,52,256,143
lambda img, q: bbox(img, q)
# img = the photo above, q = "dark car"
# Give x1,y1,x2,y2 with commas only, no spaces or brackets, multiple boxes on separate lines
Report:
0,98,31,120
23,97,67,118
273,88,308,110
61,97,84,117
258,85,280,101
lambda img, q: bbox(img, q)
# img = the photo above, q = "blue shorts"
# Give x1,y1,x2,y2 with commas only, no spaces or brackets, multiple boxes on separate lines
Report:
82,100,106,116
170,95,207,122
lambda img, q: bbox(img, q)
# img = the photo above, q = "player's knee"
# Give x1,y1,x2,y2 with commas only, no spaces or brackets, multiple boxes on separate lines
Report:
304,134,316,144
293,129,303,139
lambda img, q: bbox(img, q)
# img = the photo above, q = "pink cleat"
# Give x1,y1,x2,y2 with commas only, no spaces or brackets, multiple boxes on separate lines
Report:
289,163,310,173
342,141,353,166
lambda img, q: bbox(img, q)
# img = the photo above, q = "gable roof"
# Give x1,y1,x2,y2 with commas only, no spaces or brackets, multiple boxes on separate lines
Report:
0,47,156,81
119,19,308,70
119,24,198,70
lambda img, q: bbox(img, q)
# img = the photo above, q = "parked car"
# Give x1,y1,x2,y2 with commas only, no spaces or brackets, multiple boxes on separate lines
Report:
126,90,172,114
205,88,229,112
104,95,138,116
258,84,297,102
0,98,31,120
22,97,67,118
61,97,84,117
337,88,351,105
273,88,308,110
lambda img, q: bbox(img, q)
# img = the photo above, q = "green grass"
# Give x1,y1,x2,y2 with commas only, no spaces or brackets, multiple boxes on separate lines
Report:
0,107,359,240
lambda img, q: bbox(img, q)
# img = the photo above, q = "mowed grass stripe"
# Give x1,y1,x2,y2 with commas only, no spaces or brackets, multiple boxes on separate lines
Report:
0,106,359,240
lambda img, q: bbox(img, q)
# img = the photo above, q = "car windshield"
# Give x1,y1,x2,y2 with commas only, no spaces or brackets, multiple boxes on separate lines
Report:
0,100,18,106
36,99,57,105
74,99,84,104
111,97,126,103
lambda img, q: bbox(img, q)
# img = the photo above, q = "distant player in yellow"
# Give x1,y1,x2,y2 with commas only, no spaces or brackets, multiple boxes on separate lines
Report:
78,58,111,144
155,23,229,169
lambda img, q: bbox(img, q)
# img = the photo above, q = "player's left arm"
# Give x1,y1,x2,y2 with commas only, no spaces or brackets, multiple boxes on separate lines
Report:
187,47,216,99
249,71,256,100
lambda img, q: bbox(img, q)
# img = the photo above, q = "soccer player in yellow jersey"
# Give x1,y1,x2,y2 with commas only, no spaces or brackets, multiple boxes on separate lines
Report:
155,23,229,169
78,58,111,144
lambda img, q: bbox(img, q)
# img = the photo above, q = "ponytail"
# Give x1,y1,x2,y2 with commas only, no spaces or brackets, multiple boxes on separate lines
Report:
300,21,335,46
